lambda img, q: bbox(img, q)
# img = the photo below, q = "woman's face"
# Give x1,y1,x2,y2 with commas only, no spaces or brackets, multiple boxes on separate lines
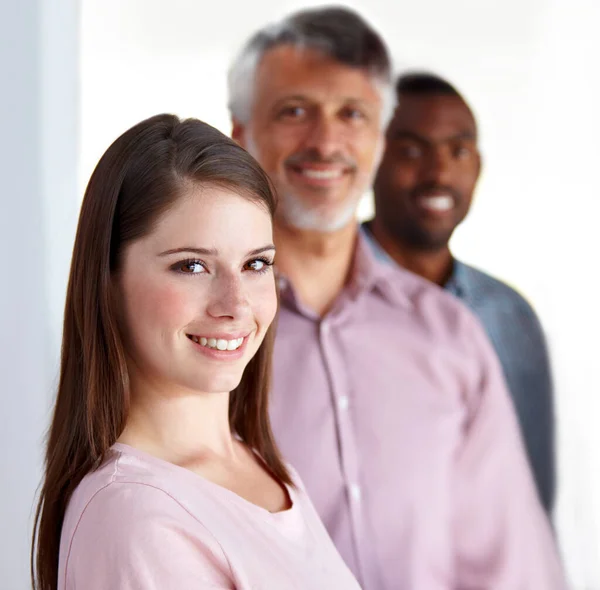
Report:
116,184,277,396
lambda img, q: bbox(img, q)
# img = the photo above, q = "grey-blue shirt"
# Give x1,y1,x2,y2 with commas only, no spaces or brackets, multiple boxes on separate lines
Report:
362,226,555,515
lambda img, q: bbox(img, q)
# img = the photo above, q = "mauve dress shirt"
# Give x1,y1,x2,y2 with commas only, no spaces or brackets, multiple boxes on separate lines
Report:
269,229,566,590
363,223,556,516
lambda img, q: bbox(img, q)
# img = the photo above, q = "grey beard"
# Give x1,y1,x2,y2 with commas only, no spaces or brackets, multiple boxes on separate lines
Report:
277,190,358,233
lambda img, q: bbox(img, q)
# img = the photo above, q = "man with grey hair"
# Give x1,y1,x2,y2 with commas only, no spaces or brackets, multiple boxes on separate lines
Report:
229,7,566,589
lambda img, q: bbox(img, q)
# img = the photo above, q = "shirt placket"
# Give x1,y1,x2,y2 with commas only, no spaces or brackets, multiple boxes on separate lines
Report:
318,316,371,588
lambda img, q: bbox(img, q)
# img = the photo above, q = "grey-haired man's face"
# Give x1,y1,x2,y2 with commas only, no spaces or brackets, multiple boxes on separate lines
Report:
232,45,385,233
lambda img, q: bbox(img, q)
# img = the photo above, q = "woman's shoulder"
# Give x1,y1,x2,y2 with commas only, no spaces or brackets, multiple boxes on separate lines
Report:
62,447,195,550
65,447,166,514
60,447,233,588
63,445,210,535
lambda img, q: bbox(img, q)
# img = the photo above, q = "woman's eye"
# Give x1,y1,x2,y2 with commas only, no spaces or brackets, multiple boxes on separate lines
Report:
174,260,206,274
245,258,273,273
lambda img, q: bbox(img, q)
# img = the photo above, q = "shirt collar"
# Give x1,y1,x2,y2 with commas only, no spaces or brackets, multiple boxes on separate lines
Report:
362,221,473,303
277,226,412,314
351,227,413,309
444,258,470,300
360,222,397,266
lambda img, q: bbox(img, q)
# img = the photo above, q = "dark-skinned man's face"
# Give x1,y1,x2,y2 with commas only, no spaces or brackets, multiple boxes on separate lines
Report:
373,93,481,251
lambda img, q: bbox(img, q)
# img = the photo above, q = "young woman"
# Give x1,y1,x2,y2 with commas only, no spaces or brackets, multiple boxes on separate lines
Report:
32,114,360,590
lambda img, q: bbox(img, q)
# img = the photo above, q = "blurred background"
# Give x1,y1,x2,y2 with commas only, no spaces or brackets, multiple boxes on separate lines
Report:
2,0,599,587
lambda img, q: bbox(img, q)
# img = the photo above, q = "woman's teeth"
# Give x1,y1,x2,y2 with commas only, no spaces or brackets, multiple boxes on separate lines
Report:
188,336,244,351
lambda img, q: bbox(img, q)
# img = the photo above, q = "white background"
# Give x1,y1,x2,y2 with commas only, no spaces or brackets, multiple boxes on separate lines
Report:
1,0,79,587
2,0,598,588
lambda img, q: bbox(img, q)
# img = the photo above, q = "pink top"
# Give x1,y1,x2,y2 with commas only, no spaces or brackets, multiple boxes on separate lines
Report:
270,231,567,590
58,443,361,589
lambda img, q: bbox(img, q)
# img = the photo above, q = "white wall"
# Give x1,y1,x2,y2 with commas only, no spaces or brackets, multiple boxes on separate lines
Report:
8,0,590,587
0,0,79,588
526,0,600,582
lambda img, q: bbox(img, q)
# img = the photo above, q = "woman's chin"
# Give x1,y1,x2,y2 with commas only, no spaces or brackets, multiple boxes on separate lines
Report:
188,373,244,396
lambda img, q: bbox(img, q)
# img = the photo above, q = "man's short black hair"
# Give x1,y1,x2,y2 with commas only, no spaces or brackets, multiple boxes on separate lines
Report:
396,72,462,99
395,72,476,128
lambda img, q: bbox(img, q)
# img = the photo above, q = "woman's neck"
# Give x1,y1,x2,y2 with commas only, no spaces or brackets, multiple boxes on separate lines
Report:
118,377,238,464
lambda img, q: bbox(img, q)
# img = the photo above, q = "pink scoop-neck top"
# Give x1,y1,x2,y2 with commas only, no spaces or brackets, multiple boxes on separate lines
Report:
58,443,361,589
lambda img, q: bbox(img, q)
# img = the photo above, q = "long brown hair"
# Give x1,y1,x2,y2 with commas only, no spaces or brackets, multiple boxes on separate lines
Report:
31,114,291,590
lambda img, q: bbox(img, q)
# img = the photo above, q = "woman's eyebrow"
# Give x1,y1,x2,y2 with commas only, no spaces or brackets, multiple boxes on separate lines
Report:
158,247,217,257
246,245,275,256
158,245,275,257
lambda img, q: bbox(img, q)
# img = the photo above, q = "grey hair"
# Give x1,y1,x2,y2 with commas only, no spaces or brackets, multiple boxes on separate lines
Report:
227,6,395,127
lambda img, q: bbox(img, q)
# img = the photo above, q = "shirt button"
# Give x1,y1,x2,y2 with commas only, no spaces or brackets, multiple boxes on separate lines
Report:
320,322,330,335
338,396,349,411
349,484,362,502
